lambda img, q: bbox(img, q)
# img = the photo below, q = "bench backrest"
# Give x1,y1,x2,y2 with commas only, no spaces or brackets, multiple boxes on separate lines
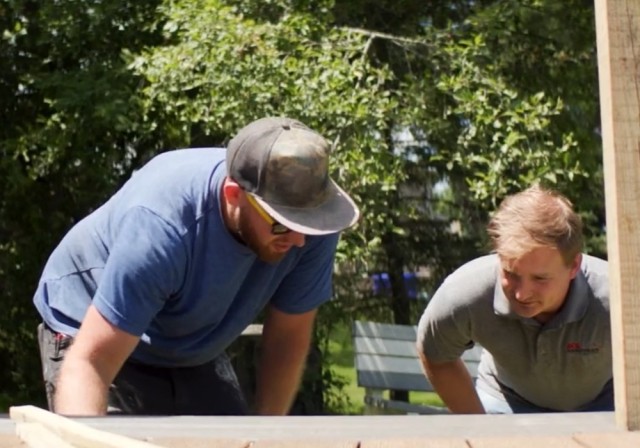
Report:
353,320,482,392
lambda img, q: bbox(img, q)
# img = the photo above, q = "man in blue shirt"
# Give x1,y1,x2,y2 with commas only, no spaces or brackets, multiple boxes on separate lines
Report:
33,117,359,416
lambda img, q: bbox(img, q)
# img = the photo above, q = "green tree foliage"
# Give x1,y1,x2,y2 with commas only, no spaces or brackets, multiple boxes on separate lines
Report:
0,0,165,406
466,0,606,255
131,0,605,408
130,0,406,293
0,0,605,411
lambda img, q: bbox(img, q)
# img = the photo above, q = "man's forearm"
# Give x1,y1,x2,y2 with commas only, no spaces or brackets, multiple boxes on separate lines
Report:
254,342,309,415
253,307,316,415
51,305,138,416
54,357,111,415
419,354,485,414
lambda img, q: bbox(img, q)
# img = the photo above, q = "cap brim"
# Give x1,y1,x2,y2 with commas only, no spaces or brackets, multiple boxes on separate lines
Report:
252,180,360,235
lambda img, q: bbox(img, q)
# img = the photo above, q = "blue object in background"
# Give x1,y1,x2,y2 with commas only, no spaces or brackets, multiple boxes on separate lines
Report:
371,272,422,299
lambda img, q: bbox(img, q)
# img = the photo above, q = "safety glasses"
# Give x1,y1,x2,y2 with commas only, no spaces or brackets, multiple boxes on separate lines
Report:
245,193,292,235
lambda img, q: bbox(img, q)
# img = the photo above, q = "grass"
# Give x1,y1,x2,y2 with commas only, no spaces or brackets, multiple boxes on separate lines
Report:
325,321,445,415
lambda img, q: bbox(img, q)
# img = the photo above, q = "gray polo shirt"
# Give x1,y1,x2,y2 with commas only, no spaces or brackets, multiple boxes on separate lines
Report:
417,253,611,411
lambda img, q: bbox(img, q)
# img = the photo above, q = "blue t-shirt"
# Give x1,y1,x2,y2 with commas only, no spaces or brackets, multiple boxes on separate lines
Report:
33,148,339,367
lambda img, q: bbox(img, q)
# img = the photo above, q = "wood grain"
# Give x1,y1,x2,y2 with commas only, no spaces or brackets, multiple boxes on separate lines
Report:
595,0,640,431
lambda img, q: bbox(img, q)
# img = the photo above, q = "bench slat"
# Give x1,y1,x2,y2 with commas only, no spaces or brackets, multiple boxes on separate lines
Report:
353,321,418,341
353,320,484,415
354,337,419,357
364,396,449,414
356,353,425,375
356,353,480,378
461,345,483,362
357,370,434,392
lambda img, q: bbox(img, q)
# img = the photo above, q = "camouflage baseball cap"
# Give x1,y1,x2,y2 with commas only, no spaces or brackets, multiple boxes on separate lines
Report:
226,117,360,235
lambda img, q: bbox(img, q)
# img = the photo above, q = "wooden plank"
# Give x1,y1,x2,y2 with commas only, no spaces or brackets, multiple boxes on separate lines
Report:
0,434,25,448
361,438,469,448
148,437,250,448
69,412,619,440
6,412,637,447
573,431,640,448
14,422,74,448
468,436,583,448
10,406,164,448
253,440,358,448
594,0,640,431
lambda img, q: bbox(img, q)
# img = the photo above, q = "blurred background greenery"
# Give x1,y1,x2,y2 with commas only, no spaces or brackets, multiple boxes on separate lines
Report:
1,0,606,413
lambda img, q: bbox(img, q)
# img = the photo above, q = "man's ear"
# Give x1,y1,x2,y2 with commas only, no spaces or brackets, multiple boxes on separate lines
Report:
223,177,242,205
569,253,582,279
222,177,242,206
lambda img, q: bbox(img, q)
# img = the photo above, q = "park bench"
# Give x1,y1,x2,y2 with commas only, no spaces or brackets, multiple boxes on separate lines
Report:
353,320,482,415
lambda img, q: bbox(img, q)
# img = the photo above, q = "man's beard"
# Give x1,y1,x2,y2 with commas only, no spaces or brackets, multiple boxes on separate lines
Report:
237,213,288,264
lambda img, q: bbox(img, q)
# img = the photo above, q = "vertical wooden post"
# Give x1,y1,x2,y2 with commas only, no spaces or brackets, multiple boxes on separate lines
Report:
594,0,640,431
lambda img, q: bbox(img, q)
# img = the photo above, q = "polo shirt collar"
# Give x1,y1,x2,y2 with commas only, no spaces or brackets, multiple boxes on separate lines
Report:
493,265,590,327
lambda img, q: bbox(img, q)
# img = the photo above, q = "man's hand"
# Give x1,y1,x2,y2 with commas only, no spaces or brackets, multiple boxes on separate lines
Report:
418,350,485,414
54,305,139,415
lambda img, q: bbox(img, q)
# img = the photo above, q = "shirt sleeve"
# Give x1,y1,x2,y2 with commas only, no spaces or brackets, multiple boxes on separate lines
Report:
270,233,340,314
93,206,187,336
417,276,475,363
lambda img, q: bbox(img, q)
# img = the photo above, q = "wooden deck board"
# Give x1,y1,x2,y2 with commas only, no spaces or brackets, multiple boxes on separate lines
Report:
9,406,163,448
468,436,583,448
573,431,640,448
6,407,640,447
146,438,250,448
0,433,26,448
0,416,25,448
252,440,358,448
74,412,621,440
361,438,469,448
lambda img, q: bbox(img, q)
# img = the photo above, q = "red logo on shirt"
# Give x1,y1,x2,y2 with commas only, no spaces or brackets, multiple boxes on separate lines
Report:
566,342,582,351
566,342,599,353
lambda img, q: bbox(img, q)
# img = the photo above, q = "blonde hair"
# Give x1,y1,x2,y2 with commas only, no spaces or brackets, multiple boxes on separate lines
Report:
487,185,583,264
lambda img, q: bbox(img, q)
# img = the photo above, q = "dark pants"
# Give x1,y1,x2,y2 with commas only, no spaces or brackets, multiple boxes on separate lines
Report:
37,323,249,415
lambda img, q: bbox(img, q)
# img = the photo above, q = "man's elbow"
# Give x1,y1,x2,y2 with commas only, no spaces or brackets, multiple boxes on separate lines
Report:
421,355,461,378
416,347,441,376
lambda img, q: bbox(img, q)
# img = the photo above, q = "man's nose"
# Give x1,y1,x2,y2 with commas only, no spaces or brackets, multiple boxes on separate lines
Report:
514,280,533,301
286,231,306,248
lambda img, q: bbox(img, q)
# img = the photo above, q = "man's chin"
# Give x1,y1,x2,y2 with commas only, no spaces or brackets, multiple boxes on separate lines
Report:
510,303,541,319
257,250,288,264
245,238,288,263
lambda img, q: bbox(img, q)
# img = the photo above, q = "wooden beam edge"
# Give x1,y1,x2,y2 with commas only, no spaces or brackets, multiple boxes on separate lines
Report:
15,422,75,448
10,405,164,448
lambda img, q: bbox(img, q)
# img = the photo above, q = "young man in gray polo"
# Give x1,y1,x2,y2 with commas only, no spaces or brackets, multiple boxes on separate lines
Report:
33,117,359,416
417,185,612,413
